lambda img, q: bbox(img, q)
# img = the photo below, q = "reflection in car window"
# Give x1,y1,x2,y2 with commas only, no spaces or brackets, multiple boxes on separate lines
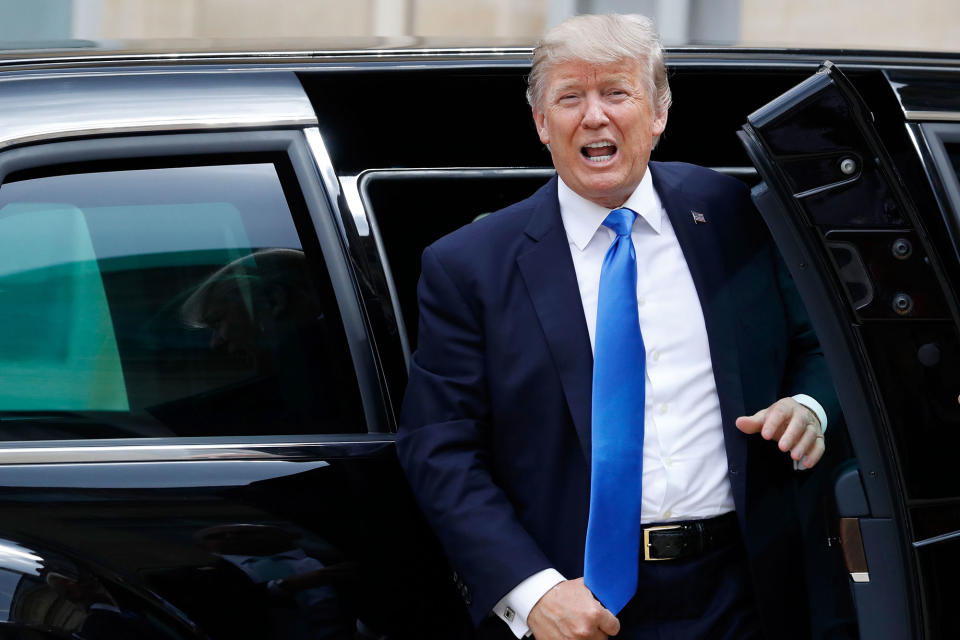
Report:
0,162,363,439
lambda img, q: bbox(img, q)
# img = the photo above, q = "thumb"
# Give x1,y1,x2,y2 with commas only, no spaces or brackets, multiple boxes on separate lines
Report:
598,609,621,637
735,408,766,434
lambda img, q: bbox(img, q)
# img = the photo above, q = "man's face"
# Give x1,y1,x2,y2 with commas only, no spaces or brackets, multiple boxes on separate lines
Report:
533,58,667,209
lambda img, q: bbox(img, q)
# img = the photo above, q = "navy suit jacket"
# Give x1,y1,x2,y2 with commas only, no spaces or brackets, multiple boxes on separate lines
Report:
397,162,839,638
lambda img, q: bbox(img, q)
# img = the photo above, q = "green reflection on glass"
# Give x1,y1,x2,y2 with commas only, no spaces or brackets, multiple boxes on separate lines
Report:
0,204,128,411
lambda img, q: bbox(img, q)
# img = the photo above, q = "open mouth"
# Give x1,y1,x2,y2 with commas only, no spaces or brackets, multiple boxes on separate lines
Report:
581,140,617,163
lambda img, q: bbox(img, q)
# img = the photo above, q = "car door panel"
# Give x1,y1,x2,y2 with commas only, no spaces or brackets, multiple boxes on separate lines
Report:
0,127,472,639
740,61,960,638
0,441,469,639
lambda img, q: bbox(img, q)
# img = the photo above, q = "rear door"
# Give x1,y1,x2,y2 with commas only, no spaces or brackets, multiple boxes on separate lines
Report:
0,70,469,640
739,61,960,639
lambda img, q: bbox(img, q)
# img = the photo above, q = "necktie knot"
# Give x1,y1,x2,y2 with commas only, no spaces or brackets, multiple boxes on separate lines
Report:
602,207,636,238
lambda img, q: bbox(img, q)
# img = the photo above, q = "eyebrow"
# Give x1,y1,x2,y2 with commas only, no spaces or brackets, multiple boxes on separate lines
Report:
549,80,582,96
550,73,637,97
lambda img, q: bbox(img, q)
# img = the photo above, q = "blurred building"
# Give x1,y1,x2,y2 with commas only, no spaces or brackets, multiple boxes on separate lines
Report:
0,0,957,51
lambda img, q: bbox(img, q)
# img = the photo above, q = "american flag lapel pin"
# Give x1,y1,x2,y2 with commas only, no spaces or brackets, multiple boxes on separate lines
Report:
691,210,707,224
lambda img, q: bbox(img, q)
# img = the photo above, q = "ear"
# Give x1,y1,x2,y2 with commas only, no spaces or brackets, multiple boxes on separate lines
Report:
651,108,668,138
532,109,550,146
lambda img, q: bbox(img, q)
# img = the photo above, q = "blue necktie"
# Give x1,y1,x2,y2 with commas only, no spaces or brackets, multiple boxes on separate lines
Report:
584,207,645,615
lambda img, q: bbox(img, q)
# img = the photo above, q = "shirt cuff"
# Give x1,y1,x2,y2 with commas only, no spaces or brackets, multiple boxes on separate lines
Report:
792,393,827,433
492,568,566,638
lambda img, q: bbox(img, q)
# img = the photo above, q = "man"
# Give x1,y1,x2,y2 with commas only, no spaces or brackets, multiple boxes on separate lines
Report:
398,13,839,640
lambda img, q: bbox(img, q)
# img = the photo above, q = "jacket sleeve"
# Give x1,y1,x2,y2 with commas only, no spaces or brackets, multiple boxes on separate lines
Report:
396,245,553,626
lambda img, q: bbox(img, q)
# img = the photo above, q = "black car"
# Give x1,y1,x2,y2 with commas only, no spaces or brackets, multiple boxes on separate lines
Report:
0,40,956,639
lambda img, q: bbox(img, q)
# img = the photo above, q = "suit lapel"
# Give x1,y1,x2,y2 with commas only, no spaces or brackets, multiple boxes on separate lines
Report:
650,164,749,514
516,177,594,462
513,168,751,487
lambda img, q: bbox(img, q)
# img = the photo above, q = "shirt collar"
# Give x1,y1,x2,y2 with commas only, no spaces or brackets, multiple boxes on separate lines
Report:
557,168,663,252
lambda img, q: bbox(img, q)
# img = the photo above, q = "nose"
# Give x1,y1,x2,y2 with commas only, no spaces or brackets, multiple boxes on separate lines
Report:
582,94,609,128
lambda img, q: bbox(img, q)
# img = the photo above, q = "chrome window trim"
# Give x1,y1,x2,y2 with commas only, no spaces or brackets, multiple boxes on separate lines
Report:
710,166,759,178
913,528,960,548
295,127,388,432
0,70,317,151
0,48,535,69
1,54,959,86
304,127,341,202
904,111,960,123
339,175,370,236
0,117,317,152
2,47,960,72
0,435,396,465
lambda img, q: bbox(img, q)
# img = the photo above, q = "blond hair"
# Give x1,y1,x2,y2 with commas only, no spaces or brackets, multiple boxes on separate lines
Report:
527,13,672,121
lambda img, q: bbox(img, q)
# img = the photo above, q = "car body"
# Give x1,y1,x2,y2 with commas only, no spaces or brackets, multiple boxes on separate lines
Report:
0,39,956,639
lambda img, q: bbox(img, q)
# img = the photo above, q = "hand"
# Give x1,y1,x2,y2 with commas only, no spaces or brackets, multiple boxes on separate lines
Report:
527,578,620,640
735,398,824,469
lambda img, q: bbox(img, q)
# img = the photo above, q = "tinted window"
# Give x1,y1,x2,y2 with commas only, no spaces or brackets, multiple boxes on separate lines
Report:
0,161,363,439
948,142,960,178
363,172,551,351
363,169,757,353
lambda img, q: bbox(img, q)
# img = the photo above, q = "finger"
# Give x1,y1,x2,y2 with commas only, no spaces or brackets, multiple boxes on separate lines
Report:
735,408,767,434
529,579,615,640
777,410,808,452
598,609,620,636
789,424,819,460
760,403,790,441
800,435,826,469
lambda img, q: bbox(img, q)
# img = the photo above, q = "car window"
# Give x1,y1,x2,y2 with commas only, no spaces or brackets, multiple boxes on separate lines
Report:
361,168,758,356
360,171,553,355
947,143,960,179
0,161,364,440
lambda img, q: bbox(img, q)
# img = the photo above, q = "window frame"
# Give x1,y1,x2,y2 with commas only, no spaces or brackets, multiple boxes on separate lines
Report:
0,129,388,437
351,167,758,354
915,122,960,271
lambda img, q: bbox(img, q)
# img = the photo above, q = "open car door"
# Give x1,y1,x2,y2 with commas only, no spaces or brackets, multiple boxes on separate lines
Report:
739,61,960,639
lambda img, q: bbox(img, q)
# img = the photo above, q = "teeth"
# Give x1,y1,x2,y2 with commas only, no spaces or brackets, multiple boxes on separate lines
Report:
584,141,614,148
588,155,613,162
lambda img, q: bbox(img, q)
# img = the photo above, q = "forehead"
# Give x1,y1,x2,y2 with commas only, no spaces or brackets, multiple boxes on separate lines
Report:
544,58,644,91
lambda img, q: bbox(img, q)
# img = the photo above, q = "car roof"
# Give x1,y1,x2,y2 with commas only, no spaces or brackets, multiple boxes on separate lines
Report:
1,38,960,71
0,38,958,156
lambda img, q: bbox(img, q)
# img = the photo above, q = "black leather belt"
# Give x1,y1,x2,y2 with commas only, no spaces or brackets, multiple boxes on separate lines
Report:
642,512,739,561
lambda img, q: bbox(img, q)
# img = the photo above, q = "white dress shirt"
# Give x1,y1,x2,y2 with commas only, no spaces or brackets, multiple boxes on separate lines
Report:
492,172,827,638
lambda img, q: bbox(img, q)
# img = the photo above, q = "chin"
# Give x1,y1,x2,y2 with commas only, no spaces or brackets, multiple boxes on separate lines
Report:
581,179,631,203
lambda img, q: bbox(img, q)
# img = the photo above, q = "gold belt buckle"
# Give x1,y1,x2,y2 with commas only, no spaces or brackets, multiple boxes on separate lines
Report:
643,524,683,561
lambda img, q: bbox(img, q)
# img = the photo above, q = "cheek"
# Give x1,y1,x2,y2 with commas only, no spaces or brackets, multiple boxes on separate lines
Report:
545,110,583,143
